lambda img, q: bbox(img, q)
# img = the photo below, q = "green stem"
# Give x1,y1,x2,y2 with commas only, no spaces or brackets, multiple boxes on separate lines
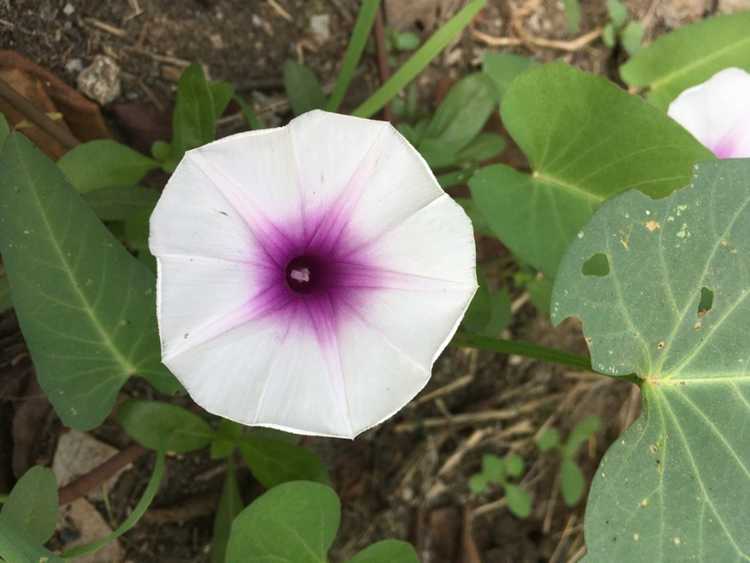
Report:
62,448,166,558
326,0,381,112
453,333,643,386
352,0,486,118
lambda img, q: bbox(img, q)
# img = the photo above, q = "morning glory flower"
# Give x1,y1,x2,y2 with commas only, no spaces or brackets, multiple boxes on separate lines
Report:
149,110,477,439
668,67,750,158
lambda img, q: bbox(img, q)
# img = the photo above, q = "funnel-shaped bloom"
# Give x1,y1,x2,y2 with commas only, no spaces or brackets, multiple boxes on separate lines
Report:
150,110,477,438
668,67,750,158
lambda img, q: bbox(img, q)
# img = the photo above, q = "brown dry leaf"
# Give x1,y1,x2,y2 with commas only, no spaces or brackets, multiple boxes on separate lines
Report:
53,430,130,501
58,498,125,563
0,50,110,157
0,67,71,159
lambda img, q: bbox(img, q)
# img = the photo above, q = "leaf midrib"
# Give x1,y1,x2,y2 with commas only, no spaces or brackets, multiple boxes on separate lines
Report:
648,35,750,93
532,171,605,205
14,139,137,377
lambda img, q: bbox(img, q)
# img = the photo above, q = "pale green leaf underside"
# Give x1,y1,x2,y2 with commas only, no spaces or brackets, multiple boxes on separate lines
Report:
0,134,176,431
552,160,750,562
469,63,711,277
620,12,750,109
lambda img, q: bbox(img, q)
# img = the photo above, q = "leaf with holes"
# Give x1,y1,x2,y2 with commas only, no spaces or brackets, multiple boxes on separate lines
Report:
552,159,750,562
469,63,711,277
620,12,750,109
0,134,178,430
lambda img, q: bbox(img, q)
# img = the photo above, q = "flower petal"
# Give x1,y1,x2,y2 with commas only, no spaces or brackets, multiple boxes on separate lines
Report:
150,155,255,262
668,67,750,158
337,313,431,436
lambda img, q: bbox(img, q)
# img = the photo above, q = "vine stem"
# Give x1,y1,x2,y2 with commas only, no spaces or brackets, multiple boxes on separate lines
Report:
452,333,642,386
58,443,146,505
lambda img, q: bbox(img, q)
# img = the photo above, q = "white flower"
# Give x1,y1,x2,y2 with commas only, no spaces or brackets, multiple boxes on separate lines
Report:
149,110,477,439
668,67,750,159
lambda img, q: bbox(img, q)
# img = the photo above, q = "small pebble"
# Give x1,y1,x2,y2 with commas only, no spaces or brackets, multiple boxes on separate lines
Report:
65,58,83,73
310,14,331,44
77,55,121,105
63,2,75,16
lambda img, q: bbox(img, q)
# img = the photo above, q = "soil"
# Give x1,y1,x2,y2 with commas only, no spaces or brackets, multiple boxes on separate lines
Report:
0,0,727,562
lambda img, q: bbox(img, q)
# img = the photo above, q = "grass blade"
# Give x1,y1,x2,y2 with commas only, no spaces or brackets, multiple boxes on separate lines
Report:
326,0,381,112
352,0,486,118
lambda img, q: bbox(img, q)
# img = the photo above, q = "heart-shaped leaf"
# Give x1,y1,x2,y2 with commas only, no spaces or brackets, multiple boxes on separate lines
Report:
226,481,340,563
621,12,750,109
0,134,178,430
552,159,750,561
469,63,711,277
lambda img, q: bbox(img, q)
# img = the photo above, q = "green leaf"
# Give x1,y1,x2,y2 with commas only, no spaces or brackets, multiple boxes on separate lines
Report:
327,0,381,111
116,400,213,453
81,185,159,222
169,63,223,165
563,415,601,458
208,80,234,121
226,481,340,563
505,453,524,478
456,132,506,164
0,466,57,544
211,458,244,563
560,459,585,506
151,140,172,162
602,23,616,48
482,53,536,103
210,419,244,459
621,21,644,55
0,519,63,563
348,540,419,563
63,448,166,558
482,454,505,483
420,73,497,167
283,61,326,116
468,474,489,494
0,134,177,430
463,271,511,337
57,140,158,193
563,0,581,33
536,428,560,451
353,0,487,118
454,196,493,237
552,159,750,562
504,484,532,518
620,12,750,109
527,271,553,315
469,63,711,277
239,437,329,489
607,0,628,29
392,31,421,51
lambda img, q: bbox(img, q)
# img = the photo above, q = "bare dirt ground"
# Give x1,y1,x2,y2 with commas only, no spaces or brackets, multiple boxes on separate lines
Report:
0,0,737,561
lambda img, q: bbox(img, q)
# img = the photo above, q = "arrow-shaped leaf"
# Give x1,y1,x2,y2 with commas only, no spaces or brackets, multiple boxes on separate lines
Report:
552,159,750,562
469,63,711,277
0,133,178,430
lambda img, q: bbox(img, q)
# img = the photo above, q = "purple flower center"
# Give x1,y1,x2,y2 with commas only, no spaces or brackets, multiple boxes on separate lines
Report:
285,255,322,294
